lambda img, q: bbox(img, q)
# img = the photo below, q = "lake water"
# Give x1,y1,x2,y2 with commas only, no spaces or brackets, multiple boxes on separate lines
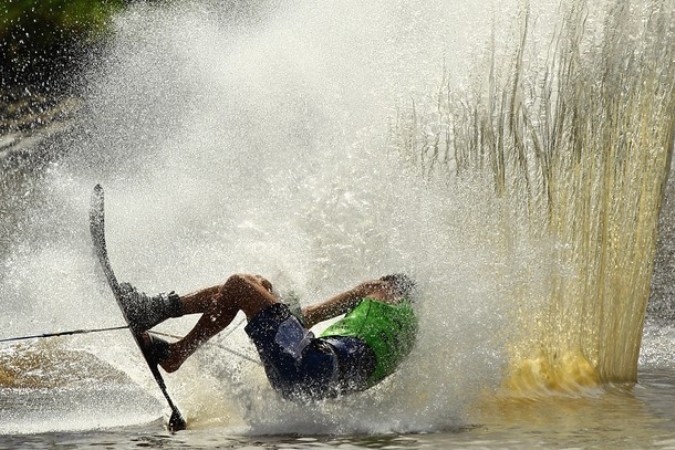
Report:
1,324,673,449
1,359,674,449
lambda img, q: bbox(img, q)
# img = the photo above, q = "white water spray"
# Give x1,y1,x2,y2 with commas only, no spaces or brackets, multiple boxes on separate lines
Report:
3,0,670,436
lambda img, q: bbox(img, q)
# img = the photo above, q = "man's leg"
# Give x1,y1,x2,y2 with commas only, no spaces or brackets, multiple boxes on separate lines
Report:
157,273,279,372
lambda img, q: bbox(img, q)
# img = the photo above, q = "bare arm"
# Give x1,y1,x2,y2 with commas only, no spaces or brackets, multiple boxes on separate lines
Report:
301,280,392,328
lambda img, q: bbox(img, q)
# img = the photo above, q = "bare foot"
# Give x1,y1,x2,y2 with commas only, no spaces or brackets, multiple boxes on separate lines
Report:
158,343,185,373
139,332,183,372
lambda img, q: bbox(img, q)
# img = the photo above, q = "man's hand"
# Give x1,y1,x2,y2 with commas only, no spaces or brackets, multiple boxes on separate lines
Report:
302,274,414,328
352,279,395,303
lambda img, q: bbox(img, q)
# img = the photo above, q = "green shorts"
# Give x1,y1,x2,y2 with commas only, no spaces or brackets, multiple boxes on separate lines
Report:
320,298,418,384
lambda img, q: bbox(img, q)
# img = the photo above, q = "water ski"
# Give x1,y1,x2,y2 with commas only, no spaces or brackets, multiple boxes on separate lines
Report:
89,184,187,432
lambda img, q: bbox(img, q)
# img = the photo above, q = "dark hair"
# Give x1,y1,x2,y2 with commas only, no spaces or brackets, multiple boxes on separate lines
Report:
380,273,416,299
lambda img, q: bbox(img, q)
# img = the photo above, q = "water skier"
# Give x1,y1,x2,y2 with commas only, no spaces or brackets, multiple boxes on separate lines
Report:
119,273,418,400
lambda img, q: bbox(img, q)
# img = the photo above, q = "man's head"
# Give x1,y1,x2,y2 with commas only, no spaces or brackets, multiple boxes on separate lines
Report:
380,273,416,300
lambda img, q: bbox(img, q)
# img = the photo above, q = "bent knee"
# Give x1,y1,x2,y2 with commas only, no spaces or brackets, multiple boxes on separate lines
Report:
222,274,277,319
221,274,250,296
225,273,249,286
227,273,273,291
223,273,272,294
